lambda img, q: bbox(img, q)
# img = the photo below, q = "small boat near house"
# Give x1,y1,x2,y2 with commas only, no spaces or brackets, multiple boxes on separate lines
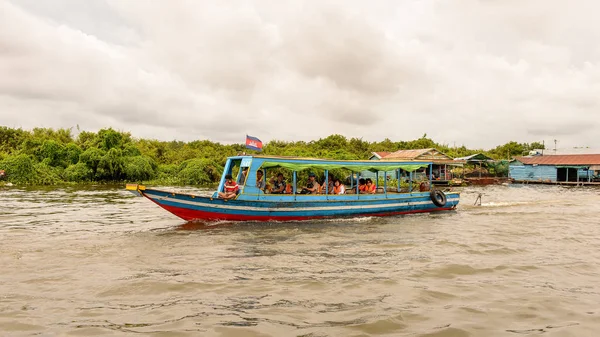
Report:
126,155,461,222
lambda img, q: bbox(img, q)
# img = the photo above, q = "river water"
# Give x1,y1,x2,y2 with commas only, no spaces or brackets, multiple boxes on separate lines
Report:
1,184,599,336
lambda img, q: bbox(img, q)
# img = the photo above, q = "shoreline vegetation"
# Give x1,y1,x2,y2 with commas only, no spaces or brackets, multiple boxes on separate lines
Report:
0,126,544,186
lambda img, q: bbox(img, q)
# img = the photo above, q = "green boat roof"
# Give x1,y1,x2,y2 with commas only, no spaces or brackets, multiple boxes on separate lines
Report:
233,155,431,172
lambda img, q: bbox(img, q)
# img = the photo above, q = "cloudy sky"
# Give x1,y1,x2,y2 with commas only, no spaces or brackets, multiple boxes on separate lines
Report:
1,0,599,150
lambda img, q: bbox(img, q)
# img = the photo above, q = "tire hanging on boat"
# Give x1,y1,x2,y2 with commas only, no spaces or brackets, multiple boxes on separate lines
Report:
430,189,447,207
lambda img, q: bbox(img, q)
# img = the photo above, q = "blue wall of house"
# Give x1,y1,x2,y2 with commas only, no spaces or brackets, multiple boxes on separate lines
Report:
509,165,557,181
510,165,592,182
577,168,592,180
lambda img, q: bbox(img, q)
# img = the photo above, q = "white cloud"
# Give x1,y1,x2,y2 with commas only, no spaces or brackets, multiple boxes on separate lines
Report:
0,0,599,150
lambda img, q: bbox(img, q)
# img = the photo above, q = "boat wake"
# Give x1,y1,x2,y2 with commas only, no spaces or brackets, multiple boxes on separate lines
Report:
464,198,568,209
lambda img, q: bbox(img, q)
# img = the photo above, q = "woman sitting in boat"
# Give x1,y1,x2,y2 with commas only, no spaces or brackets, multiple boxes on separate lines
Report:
256,170,266,191
365,178,376,194
269,173,286,194
332,179,346,194
322,173,334,194
218,174,239,199
419,178,430,192
358,178,368,193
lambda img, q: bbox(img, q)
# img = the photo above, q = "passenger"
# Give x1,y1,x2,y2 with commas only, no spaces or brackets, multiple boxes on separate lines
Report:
322,173,334,194
238,168,248,185
270,173,286,194
358,178,367,193
419,178,430,192
300,172,320,194
218,174,239,199
333,179,346,195
256,170,265,191
365,178,376,194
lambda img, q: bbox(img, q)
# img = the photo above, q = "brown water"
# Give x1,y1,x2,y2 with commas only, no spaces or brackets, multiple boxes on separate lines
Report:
1,184,599,337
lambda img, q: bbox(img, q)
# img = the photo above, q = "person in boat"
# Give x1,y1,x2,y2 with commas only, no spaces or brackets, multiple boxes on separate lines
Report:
419,176,430,192
238,168,248,185
322,173,334,194
365,178,376,194
357,178,367,193
270,172,286,194
218,174,239,199
332,179,346,194
301,172,320,194
256,170,265,191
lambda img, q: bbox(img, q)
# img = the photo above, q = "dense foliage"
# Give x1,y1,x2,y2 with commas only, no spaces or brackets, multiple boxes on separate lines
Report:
0,127,543,185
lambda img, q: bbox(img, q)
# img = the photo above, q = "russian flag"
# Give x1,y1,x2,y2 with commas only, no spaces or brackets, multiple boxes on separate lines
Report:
245,135,263,151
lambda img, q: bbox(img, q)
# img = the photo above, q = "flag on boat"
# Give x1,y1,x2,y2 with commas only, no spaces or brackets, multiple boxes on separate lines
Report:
245,135,263,151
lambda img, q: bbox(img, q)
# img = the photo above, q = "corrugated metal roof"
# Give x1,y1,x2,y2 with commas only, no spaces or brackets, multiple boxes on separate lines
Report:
454,153,494,161
380,148,464,165
514,154,600,165
383,148,436,160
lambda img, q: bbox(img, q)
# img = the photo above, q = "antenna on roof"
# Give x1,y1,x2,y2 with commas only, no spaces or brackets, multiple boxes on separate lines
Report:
554,139,557,154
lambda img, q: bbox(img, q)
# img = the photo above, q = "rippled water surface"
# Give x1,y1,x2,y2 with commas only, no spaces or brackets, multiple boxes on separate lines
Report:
1,184,600,336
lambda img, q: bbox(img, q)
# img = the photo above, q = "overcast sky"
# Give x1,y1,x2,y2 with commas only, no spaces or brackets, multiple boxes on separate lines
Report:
1,0,599,150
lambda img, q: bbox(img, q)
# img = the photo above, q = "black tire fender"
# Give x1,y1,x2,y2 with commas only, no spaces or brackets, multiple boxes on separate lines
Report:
430,189,447,207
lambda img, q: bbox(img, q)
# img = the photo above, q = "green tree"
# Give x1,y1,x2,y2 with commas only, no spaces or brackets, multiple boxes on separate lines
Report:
0,127,29,154
489,141,525,159
0,154,36,184
124,156,156,181
76,131,98,150
65,143,83,165
177,158,223,185
34,162,63,185
63,162,93,182
35,140,67,167
96,148,125,181
98,128,125,151
79,148,106,177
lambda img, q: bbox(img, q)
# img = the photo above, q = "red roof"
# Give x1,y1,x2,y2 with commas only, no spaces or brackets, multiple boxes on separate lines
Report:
515,154,600,165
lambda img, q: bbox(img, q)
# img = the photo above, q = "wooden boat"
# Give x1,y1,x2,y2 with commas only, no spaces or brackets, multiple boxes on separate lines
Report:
126,155,460,221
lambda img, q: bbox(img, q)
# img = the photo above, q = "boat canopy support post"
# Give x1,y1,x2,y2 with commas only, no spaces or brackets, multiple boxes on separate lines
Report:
293,171,297,200
355,172,359,194
383,171,387,196
324,169,329,195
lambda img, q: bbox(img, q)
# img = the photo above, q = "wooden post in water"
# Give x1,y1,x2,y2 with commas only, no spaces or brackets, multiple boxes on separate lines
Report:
474,193,482,206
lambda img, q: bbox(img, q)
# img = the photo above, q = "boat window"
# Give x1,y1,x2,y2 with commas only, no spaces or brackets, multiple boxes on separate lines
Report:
227,159,244,185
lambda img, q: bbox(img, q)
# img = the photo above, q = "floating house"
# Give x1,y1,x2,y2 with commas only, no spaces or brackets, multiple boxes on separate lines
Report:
510,154,600,183
454,153,494,165
454,153,511,185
